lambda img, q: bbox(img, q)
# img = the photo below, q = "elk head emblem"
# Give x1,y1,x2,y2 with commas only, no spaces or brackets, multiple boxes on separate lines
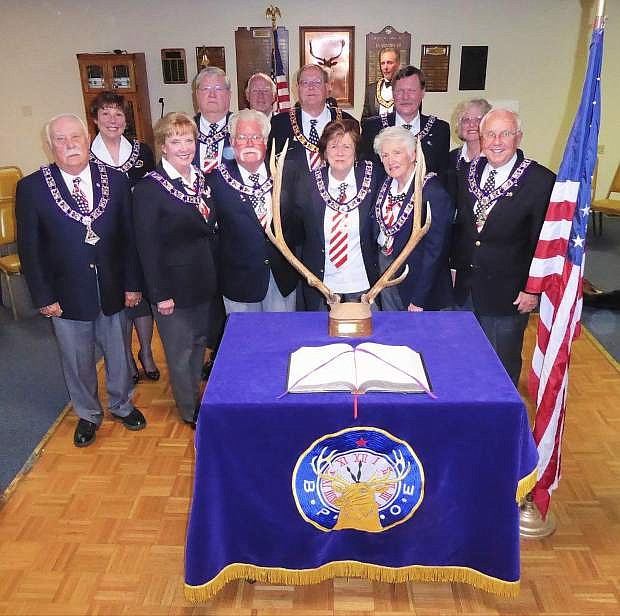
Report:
311,447,411,532
267,138,431,337
309,39,346,69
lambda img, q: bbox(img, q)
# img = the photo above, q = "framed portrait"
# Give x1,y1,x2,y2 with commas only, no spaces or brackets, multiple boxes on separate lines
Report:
299,26,355,108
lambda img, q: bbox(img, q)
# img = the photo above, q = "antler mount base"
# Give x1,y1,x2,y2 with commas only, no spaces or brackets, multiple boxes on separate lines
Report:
328,302,372,338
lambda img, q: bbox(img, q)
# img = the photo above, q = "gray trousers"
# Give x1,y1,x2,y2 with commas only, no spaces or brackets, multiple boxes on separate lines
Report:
52,310,133,424
153,300,210,422
223,271,295,314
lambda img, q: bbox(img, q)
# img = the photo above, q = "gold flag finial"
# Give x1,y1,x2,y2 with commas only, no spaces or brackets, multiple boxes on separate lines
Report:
265,5,281,29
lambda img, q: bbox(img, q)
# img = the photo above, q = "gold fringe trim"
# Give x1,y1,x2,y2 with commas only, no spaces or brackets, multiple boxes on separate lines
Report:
184,561,520,602
515,467,538,504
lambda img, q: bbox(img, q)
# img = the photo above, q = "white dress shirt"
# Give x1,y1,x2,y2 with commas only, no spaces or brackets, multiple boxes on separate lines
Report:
395,111,421,134
199,114,227,169
476,152,518,217
377,171,415,249
324,167,369,293
162,158,199,194
90,133,133,167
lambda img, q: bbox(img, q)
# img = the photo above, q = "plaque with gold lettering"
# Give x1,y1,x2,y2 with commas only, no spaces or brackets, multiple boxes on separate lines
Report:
365,25,411,86
235,27,289,109
420,44,450,92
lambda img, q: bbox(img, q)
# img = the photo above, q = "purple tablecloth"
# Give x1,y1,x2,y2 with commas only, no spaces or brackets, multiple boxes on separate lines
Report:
185,311,537,600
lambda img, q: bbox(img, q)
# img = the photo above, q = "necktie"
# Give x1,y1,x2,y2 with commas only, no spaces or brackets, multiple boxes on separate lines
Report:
307,119,321,170
308,119,319,146
474,169,497,227
382,193,406,256
71,177,91,214
203,122,219,173
248,172,269,229
328,182,348,268
384,80,391,87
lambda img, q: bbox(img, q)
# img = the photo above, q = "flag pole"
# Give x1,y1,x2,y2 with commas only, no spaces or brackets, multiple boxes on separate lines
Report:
520,0,606,539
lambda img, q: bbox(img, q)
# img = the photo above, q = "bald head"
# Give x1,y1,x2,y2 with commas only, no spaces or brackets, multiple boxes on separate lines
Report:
480,108,523,168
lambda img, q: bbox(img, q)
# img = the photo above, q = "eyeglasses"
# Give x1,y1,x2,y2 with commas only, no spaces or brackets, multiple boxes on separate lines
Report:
482,130,520,140
250,89,273,95
234,134,265,143
459,116,483,125
299,79,323,89
197,85,229,94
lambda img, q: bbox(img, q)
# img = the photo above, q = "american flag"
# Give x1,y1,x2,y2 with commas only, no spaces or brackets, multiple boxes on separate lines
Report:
525,25,604,519
272,27,291,113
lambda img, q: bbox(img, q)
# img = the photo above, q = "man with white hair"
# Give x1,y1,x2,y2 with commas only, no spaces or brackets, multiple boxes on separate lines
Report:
451,108,555,386
16,113,147,447
245,72,277,118
207,109,298,312
192,66,233,174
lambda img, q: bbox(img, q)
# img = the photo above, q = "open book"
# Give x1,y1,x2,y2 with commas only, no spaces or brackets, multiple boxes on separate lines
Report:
287,342,431,394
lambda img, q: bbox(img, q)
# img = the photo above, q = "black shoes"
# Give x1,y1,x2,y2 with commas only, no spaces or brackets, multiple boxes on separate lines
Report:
74,418,98,448
138,352,160,381
112,407,148,431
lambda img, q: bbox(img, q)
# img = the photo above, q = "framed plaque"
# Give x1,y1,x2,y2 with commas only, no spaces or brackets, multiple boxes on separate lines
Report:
195,46,226,76
459,46,488,90
161,49,187,84
299,26,354,108
365,25,411,86
420,44,450,92
235,27,289,108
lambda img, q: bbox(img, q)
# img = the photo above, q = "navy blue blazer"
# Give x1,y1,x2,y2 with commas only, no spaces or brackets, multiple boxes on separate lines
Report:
451,150,555,315
269,106,359,169
16,162,141,321
207,160,298,302
361,112,451,175
287,161,381,311
132,164,218,308
90,139,155,188
192,112,233,170
377,174,454,310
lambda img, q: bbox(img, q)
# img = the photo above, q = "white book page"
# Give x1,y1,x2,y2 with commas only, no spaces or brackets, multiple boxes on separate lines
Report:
354,342,428,392
288,343,355,392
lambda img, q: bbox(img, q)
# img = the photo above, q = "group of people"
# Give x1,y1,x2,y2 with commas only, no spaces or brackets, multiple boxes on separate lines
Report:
15,52,554,448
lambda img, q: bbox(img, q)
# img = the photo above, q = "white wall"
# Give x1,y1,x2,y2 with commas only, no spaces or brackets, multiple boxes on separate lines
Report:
1,0,618,194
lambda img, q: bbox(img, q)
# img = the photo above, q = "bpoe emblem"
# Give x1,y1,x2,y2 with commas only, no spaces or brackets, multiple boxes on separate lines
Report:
292,427,424,533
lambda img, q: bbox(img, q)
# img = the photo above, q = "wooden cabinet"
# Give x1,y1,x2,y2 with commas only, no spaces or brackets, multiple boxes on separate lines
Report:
77,52,154,150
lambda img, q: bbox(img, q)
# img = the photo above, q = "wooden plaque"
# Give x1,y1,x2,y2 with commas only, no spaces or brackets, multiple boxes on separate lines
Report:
195,46,226,78
365,25,411,86
235,27,289,109
420,44,450,92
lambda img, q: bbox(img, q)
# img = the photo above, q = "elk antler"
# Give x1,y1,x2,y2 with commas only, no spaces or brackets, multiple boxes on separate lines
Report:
362,138,432,306
266,140,340,305
308,39,345,69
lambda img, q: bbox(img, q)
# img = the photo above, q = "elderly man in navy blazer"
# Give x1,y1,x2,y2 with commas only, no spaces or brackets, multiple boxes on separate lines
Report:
192,66,233,174
270,64,358,173
451,108,555,386
16,113,147,447
208,109,298,312
361,65,450,174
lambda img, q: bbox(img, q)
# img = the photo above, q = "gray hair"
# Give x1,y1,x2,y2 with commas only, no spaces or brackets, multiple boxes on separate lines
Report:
296,63,329,85
479,108,523,133
245,72,276,98
44,113,88,147
228,109,271,142
456,98,492,124
194,66,231,91
373,126,418,158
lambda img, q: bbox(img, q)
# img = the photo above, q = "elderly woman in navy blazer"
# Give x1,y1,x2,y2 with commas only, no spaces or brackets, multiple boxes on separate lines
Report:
133,112,217,427
88,90,159,384
287,119,381,310
373,126,453,311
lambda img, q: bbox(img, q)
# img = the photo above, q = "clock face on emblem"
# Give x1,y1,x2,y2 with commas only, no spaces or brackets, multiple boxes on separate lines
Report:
292,427,425,533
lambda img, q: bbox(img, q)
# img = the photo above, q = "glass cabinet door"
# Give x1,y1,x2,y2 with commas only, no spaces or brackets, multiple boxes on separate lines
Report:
111,61,136,92
84,63,107,90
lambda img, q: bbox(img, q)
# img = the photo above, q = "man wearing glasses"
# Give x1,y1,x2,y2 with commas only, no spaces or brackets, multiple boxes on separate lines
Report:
207,109,298,313
451,108,555,387
245,73,277,119
270,64,358,172
361,65,450,174
192,66,233,174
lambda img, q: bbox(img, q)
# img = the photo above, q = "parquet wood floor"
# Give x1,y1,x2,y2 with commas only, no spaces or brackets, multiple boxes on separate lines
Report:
0,320,618,615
